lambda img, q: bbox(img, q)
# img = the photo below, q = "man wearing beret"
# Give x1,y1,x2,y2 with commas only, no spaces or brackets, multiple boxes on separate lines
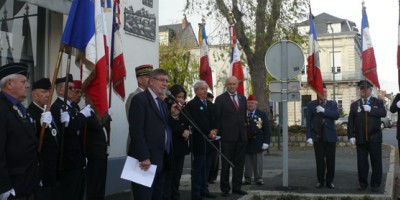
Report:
0,63,40,199
348,80,386,192
27,78,59,200
243,95,271,186
50,74,92,200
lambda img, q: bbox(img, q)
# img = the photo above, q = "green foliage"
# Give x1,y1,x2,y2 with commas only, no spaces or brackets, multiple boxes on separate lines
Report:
159,40,199,97
335,123,347,136
288,124,306,136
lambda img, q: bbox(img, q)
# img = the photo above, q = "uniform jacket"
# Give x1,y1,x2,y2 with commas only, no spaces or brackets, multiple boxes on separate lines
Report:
28,102,59,187
125,87,143,119
128,89,172,173
246,109,271,154
348,97,386,144
186,96,217,154
50,98,86,171
0,92,39,197
306,100,340,142
390,93,400,140
214,92,247,142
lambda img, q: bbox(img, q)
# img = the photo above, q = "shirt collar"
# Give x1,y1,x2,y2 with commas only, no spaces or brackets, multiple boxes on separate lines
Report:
148,87,158,100
57,97,72,106
2,91,19,105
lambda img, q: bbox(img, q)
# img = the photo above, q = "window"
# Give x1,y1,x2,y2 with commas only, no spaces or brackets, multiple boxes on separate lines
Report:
330,51,342,74
327,23,341,33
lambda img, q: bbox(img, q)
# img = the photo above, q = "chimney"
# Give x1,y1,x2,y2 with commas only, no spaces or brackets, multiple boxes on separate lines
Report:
182,14,187,30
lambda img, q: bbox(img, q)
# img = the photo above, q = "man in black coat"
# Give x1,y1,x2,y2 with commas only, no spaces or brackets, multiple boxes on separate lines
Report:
389,92,400,157
348,80,386,192
243,95,271,186
186,80,218,200
50,74,92,200
214,76,248,197
0,63,39,199
27,78,59,200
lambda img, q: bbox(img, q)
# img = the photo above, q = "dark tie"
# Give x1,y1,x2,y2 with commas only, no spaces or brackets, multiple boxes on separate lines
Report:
156,97,171,154
202,99,207,108
231,94,239,112
248,112,253,119
16,102,26,117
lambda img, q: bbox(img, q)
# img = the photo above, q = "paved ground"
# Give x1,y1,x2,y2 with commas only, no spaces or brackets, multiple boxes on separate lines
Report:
106,143,396,200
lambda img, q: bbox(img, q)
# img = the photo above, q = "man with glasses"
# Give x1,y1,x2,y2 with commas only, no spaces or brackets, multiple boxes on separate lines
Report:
127,68,180,200
50,74,92,200
0,63,40,200
348,80,386,192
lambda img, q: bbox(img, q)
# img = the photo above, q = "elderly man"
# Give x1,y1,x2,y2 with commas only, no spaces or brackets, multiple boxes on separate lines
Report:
0,63,40,200
348,80,386,192
214,76,248,197
186,80,218,199
50,74,92,200
243,95,271,186
27,78,59,200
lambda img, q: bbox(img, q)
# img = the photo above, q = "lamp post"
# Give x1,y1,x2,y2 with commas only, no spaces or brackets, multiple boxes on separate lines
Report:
328,23,336,101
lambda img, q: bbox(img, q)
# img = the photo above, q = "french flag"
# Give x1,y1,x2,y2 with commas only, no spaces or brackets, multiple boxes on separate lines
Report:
229,22,244,95
61,0,109,119
361,4,380,89
198,21,213,91
307,12,324,98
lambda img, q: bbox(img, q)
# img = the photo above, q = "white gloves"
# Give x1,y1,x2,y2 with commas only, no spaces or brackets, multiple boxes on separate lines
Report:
362,105,371,112
40,111,52,127
262,143,269,150
0,189,15,200
396,101,400,108
349,137,356,145
80,105,92,118
316,105,325,113
307,138,313,145
60,111,70,127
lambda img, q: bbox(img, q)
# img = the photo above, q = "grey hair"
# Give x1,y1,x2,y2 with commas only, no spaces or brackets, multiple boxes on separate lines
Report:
0,74,18,89
225,76,238,86
193,80,208,91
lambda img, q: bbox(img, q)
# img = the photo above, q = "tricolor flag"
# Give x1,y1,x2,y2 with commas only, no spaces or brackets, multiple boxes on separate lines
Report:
361,4,380,89
111,0,126,100
61,0,109,120
198,21,213,91
229,20,244,95
307,12,324,98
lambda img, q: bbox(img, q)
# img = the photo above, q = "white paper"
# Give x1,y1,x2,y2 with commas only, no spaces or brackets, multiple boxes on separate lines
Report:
120,156,157,187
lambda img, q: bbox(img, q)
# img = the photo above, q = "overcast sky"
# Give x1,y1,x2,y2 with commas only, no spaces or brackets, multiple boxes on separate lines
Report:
159,0,399,94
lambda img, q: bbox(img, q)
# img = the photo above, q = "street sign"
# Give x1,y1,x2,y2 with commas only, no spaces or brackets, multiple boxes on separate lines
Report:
265,40,304,81
269,80,300,93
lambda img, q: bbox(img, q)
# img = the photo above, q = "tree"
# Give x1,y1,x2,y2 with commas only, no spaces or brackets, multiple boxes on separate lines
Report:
185,0,308,113
159,39,200,97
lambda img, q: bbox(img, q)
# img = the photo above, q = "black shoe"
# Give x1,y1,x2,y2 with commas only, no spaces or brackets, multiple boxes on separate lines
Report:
256,181,264,185
357,185,367,191
242,181,251,185
221,192,230,197
315,182,324,188
326,182,335,189
202,193,217,198
371,187,379,192
232,190,248,195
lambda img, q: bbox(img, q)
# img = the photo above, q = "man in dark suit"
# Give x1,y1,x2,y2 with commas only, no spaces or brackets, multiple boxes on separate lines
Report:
389,92,400,157
0,63,39,199
51,74,92,200
128,68,179,200
348,80,386,192
214,76,248,197
243,95,271,186
306,84,339,189
186,80,218,200
27,78,59,200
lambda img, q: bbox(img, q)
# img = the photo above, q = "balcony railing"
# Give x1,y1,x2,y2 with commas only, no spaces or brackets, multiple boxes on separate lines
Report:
300,70,361,82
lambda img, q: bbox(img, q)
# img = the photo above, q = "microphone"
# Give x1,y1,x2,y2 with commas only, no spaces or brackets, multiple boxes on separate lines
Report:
166,91,184,107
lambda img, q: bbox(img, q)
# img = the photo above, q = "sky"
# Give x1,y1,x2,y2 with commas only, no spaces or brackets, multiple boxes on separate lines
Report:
159,0,399,94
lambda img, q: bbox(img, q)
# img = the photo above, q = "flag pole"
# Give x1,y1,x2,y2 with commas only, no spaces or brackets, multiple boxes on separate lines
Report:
38,45,65,153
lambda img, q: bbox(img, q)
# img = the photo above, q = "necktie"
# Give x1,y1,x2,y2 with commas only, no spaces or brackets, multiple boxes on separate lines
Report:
202,99,207,108
156,97,171,154
16,103,26,117
248,112,253,119
231,94,239,112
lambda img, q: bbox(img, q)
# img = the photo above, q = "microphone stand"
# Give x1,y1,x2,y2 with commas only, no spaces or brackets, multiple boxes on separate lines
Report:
167,93,235,168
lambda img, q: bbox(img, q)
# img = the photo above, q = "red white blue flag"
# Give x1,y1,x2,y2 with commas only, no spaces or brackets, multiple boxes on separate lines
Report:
111,0,126,100
229,21,244,95
361,4,380,89
307,12,324,98
61,0,109,119
198,21,213,91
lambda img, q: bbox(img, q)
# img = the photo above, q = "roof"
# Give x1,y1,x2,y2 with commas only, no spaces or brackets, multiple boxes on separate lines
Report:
159,22,198,46
297,12,359,35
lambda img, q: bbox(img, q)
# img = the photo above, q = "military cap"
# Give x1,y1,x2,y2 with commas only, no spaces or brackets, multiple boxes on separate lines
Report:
73,80,82,89
135,64,153,77
32,78,51,90
56,74,74,84
247,95,257,101
0,63,29,80
357,80,373,88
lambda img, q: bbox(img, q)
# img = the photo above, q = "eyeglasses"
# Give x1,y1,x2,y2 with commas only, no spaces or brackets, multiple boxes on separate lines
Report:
153,77,169,83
